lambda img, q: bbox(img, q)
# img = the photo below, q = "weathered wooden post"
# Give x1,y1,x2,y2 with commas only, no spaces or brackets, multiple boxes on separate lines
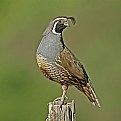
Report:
46,99,76,121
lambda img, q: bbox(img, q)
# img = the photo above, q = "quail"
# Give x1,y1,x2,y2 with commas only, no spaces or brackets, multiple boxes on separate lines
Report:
36,16,100,107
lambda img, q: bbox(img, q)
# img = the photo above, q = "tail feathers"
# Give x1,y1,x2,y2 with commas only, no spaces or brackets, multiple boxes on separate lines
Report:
75,83,101,107
92,98,101,107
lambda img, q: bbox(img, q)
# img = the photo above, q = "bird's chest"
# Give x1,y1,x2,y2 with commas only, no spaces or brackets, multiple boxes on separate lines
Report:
36,54,72,85
37,34,64,60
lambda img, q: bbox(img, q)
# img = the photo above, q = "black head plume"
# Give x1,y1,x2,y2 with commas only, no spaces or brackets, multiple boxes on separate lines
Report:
67,16,76,25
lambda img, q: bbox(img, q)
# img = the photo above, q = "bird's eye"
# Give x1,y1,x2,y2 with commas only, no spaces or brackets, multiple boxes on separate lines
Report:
58,20,62,23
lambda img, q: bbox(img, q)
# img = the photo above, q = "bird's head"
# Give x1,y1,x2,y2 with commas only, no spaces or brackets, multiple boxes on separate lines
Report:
43,16,76,36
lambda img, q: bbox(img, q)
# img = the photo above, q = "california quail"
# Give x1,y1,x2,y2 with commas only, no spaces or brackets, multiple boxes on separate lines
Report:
36,16,100,107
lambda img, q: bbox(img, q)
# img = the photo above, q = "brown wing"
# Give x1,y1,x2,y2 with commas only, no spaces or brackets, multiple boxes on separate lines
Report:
58,47,88,82
58,47,100,107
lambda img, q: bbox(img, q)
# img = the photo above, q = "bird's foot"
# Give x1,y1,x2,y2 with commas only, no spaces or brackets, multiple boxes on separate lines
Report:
65,95,68,99
53,97,65,110
54,97,64,104
54,95,68,105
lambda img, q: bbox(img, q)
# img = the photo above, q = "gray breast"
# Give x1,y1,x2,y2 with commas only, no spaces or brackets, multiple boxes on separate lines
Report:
36,32,65,61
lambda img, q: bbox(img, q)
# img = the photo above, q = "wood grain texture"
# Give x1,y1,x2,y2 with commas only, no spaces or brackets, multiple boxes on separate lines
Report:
46,99,76,121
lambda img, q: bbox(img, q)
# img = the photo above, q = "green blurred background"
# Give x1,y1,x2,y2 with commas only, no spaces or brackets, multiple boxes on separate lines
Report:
0,0,121,121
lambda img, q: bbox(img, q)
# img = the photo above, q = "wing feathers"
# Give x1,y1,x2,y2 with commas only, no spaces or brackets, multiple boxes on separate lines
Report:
58,47,100,107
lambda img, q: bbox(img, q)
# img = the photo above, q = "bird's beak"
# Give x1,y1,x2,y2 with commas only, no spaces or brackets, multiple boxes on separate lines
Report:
64,21,69,27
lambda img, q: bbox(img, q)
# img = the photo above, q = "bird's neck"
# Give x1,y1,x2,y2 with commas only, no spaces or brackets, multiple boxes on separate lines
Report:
37,32,65,60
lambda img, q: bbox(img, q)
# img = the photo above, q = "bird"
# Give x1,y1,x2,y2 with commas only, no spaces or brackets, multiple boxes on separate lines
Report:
36,16,100,107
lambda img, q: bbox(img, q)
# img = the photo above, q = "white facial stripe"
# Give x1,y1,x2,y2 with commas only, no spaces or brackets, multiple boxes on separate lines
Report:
52,17,67,23
52,21,61,35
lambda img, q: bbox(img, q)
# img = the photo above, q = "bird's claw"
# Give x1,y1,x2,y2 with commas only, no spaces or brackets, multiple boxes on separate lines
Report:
65,95,68,99
54,97,64,102
54,95,68,105
54,97,63,101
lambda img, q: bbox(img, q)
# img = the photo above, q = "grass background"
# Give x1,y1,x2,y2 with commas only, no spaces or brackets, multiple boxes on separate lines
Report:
0,0,121,121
